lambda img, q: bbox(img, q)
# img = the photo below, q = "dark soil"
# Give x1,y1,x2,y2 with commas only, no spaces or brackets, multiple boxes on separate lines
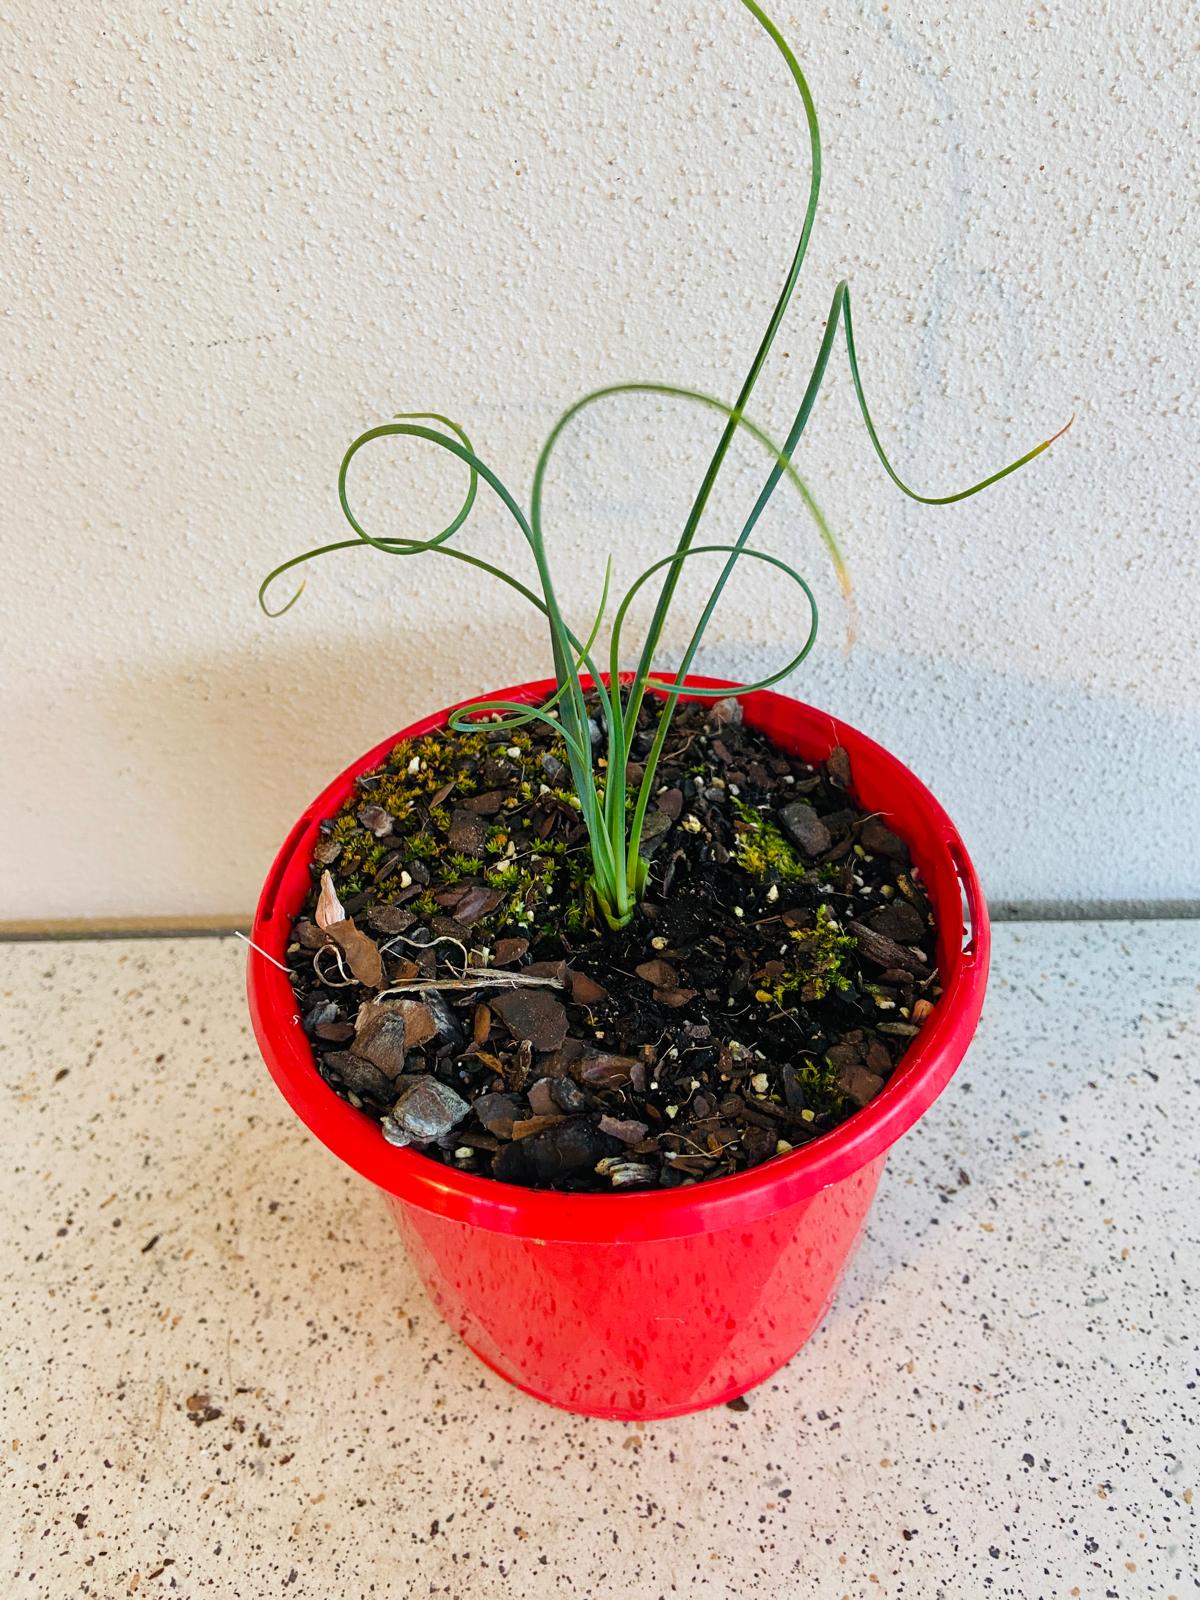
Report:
283,693,940,1192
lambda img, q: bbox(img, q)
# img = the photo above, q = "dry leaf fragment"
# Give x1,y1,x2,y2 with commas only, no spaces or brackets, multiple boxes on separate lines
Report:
315,870,346,931
568,969,608,1006
654,987,697,1009
327,920,384,988
391,997,438,1050
510,1114,567,1141
635,959,678,989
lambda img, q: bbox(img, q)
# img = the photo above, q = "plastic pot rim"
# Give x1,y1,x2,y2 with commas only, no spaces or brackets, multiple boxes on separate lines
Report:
247,675,989,1245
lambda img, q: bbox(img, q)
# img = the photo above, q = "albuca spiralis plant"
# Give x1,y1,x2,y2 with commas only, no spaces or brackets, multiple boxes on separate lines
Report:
262,0,1069,932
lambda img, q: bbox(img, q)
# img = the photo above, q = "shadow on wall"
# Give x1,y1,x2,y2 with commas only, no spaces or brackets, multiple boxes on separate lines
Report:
10,625,1197,922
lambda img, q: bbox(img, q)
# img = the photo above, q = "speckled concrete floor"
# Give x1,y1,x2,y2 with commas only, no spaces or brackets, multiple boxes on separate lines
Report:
1,923,1196,1599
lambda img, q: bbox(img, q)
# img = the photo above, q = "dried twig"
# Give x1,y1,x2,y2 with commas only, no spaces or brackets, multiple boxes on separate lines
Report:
234,930,292,974
313,943,358,987
376,968,564,997
378,931,469,973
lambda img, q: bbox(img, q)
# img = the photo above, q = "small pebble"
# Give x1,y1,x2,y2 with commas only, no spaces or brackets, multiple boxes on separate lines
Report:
390,1076,470,1142
549,1077,588,1113
352,1010,409,1078
598,1115,650,1146
777,799,832,856
474,1092,520,1139
493,1117,615,1184
357,804,393,838
527,1077,560,1117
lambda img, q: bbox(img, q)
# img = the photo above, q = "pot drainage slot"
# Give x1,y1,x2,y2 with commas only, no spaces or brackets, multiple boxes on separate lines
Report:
948,838,977,956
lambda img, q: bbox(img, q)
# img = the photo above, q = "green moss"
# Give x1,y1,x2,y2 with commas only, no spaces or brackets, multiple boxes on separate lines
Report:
307,718,592,943
792,1054,847,1114
327,826,391,882
372,875,412,906
731,798,809,883
484,863,522,892
368,727,498,809
789,905,855,998
756,906,855,1005
529,849,555,879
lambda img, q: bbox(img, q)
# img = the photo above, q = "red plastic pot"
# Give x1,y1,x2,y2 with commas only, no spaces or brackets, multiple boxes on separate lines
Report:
248,676,989,1419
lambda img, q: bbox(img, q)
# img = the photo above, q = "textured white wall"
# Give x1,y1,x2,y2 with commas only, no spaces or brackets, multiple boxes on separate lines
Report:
2,0,1197,920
